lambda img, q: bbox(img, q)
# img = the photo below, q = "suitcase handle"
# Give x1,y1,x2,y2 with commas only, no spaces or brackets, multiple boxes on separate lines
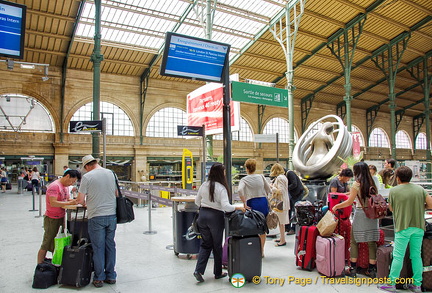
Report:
73,206,87,246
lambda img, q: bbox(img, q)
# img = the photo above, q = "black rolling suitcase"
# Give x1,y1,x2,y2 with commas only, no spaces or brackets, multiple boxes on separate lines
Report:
228,236,262,282
58,207,93,287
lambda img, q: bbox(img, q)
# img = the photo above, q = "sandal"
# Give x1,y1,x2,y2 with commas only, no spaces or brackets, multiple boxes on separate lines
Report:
275,242,286,247
274,239,281,243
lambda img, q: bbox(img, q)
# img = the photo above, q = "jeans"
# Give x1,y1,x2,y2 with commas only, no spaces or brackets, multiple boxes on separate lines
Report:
389,227,424,286
88,215,117,281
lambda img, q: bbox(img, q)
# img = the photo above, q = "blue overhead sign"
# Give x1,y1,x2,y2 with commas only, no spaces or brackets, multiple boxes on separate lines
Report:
0,0,26,59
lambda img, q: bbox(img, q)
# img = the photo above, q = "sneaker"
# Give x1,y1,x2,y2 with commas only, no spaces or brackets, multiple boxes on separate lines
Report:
345,266,357,278
377,284,396,292
407,284,422,293
193,271,204,283
365,267,377,279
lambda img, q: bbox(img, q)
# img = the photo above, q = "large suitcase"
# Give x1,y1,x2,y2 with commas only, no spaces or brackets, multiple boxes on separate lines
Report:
357,229,385,269
376,244,412,289
228,236,262,282
315,235,345,277
422,237,432,291
328,193,352,219
334,218,351,262
58,207,93,287
296,225,319,271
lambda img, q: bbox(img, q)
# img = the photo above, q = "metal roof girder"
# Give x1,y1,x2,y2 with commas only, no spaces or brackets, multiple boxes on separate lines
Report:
366,104,380,142
229,0,300,66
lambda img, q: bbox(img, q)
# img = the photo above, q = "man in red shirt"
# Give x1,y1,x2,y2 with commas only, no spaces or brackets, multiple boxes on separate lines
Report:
37,170,81,264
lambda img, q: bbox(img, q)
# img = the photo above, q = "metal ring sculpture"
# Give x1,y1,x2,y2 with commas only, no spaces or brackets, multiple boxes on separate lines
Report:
293,115,352,180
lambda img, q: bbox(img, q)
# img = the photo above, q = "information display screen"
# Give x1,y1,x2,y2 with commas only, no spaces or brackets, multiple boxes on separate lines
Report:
0,0,26,59
160,32,230,83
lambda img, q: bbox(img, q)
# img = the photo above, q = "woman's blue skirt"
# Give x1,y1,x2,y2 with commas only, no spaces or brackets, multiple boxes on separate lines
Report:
247,197,269,218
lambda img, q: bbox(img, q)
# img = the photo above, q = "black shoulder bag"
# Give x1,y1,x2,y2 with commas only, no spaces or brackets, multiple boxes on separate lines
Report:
113,172,135,224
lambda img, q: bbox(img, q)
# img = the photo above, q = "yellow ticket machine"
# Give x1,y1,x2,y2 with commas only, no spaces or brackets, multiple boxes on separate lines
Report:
182,149,193,190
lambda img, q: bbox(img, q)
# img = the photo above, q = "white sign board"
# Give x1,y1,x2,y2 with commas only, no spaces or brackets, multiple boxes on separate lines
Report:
254,134,277,143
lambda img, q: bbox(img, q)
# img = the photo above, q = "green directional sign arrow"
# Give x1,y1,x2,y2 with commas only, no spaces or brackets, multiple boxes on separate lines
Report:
231,81,288,108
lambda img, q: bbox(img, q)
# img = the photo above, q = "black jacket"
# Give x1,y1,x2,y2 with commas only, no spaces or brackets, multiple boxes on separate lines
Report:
286,170,304,200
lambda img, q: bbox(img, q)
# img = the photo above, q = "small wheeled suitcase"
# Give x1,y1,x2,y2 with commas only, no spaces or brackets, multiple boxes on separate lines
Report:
315,235,345,277
296,225,319,271
328,193,352,219
228,236,262,282
58,239,93,287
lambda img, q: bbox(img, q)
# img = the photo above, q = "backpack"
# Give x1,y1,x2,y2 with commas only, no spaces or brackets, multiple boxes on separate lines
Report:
358,186,387,219
294,201,316,226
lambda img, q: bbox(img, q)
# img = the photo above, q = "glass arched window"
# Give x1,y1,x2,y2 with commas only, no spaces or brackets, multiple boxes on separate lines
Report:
214,118,254,141
0,94,54,132
305,122,323,140
351,125,365,147
395,130,412,149
71,102,134,136
369,128,390,148
415,133,427,150
146,107,186,137
262,117,297,143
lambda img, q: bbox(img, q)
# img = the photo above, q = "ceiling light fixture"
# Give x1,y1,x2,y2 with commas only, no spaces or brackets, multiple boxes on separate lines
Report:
20,64,35,69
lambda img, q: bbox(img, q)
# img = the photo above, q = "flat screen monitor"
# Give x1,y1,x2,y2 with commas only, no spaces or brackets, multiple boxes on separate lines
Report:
0,0,26,59
160,32,230,83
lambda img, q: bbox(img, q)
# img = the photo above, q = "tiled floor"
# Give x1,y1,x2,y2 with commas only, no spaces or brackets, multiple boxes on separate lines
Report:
0,186,386,292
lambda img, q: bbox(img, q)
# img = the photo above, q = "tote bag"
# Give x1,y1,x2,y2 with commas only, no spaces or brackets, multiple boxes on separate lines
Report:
52,226,72,266
114,172,135,224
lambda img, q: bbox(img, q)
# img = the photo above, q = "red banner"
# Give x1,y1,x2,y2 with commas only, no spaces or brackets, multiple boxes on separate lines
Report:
187,83,239,135
352,132,361,158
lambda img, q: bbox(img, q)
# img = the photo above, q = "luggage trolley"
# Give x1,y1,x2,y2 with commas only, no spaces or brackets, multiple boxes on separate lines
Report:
171,197,201,258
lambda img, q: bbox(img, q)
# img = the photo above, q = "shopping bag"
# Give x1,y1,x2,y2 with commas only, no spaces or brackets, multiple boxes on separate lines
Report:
52,226,72,266
316,210,338,237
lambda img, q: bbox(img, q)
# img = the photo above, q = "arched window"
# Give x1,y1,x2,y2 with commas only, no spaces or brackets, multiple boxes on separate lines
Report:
214,117,253,141
395,130,412,149
262,117,297,143
415,132,428,150
146,107,186,137
0,94,54,132
351,125,365,147
305,122,323,140
71,102,134,136
369,128,390,148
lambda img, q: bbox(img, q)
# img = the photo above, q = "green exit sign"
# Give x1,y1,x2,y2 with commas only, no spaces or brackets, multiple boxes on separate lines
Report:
231,81,288,108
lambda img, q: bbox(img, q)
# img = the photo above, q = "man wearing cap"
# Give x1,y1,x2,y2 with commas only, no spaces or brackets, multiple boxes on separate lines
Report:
77,155,117,288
